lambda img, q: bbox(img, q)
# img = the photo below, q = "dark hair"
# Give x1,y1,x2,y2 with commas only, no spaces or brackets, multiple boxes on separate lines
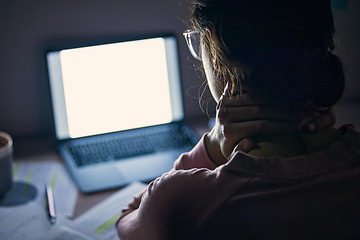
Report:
191,0,345,111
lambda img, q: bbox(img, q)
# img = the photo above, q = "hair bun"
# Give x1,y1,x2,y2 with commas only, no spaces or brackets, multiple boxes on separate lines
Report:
302,50,345,108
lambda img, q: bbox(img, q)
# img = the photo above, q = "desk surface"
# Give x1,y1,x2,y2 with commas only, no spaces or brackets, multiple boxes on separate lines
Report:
13,120,210,219
13,152,118,218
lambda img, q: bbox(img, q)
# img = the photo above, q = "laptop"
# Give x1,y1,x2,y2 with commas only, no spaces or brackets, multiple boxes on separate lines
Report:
46,34,199,193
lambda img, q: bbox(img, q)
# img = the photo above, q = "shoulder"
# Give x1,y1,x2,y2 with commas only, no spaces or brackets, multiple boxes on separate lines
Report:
174,133,217,170
147,168,217,200
145,165,239,219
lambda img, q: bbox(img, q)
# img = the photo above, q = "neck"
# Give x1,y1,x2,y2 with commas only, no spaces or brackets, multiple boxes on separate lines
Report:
247,127,343,158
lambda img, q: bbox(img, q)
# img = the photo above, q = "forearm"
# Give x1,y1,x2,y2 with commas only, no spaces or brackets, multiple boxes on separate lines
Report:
116,172,183,240
116,210,140,240
116,190,157,240
116,189,145,230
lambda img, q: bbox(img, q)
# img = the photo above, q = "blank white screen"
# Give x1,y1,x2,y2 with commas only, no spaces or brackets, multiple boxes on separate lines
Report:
59,38,173,138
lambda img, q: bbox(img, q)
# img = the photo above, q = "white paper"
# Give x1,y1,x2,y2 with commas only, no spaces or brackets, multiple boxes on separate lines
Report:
5,161,78,217
1,175,146,240
74,181,147,240
0,202,71,240
0,161,78,240
42,226,94,240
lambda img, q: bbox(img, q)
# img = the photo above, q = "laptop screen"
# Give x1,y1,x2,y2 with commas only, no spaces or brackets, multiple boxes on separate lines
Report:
47,35,184,140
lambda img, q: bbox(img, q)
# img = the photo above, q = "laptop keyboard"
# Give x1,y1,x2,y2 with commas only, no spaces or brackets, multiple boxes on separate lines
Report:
66,125,197,167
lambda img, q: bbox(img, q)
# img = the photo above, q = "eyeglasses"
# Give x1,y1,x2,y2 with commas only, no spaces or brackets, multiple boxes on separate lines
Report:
183,30,202,61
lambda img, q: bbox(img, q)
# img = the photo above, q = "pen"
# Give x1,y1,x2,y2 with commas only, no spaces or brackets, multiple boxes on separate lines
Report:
45,184,56,224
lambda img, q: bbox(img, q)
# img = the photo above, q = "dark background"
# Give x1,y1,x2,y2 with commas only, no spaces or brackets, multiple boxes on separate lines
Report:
0,0,359,148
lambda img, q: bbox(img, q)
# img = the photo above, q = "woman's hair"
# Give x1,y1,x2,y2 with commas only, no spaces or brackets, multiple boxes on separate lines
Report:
190,0,345,111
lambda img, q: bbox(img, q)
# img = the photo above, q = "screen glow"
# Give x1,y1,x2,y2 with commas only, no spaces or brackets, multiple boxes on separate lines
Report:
59,38,172,138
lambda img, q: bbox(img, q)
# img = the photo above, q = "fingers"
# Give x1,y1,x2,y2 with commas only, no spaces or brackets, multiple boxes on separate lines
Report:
304,109,336,132
218,119,299,158
217,98,300,140
217,89,299,122
218,104,299,122
215,85,301,159
234,138,255,153
221,119,299,142
226,138,256,160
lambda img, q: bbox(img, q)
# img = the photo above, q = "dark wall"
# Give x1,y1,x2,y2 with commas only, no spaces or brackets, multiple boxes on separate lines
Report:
334,0,360,101
324,0,360,127
0,0,213,139
0,0,359,140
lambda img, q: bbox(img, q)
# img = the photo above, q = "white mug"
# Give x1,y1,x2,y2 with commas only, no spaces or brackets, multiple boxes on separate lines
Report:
0,132,13,197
